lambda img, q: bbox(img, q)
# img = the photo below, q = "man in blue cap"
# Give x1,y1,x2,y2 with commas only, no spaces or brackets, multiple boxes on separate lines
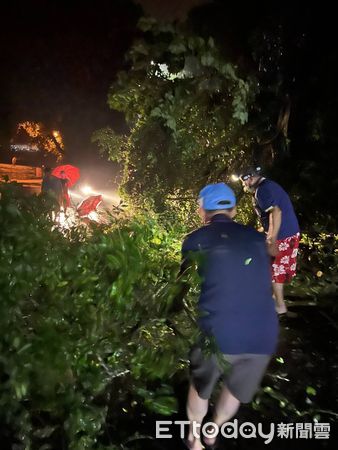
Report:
181,183,278,450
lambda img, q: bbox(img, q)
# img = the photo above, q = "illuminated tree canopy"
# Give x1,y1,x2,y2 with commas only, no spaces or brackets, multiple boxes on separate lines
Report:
15,121,64,162
93,18,259,210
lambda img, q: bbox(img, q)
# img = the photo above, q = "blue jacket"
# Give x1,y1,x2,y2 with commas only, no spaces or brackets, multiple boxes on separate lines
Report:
182,214,278,355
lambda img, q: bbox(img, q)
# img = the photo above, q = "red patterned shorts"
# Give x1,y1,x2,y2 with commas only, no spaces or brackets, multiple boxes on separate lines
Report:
272,233,300,283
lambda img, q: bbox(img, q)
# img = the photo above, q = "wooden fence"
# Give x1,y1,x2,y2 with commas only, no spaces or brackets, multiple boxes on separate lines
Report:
0,163,42,194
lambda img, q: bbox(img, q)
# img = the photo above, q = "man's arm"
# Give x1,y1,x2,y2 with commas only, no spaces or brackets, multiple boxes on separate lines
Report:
267,206,282,242
256,183,281,254
265,206,282,256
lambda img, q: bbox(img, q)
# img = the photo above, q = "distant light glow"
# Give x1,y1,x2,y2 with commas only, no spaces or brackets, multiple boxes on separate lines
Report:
81,185,92,195
10,144,39,152
231,174,240,182
68,190,82,199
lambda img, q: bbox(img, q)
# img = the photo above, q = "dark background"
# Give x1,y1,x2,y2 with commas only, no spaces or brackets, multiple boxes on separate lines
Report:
0,0,142,190
0,0,337,199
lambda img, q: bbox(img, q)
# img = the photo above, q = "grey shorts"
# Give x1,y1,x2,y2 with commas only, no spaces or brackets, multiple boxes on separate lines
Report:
189,346,271,403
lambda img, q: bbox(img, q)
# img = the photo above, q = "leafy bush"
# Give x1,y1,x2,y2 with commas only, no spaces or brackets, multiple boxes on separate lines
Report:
0,186,197,449
2,181,336,449
288,232,338,302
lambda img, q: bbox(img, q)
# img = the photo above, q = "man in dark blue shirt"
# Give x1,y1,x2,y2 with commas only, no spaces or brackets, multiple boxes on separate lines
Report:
182,183,278,450
240,167,300,315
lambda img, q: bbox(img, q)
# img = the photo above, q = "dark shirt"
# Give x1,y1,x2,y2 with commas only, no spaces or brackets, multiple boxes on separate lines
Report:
41,174,63,200
254,179,299,239
182,214,278,355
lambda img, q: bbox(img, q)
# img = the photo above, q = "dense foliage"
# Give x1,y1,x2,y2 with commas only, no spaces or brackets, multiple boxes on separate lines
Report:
1,184,337,449
0,184,200,449
15,122,64,162
93,18,259,212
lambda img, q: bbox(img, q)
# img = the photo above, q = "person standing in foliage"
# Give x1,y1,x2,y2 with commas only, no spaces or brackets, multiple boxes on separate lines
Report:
239,167,300,315
180,183,278,450
59,170,71,211
41,166,63,208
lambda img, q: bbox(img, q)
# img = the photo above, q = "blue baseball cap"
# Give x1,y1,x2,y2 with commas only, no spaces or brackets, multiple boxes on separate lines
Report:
198,183,236,210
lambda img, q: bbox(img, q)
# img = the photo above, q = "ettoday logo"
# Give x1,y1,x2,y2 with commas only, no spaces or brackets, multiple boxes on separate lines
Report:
155,420,330,444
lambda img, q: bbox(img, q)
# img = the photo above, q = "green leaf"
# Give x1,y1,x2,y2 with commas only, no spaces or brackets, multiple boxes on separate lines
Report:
201,53,214,66
169,42,186,54
33,426,56,439
208,37,215,48
133,42,149,56
137,17,157,32
306,386,317,396
144,396,178,415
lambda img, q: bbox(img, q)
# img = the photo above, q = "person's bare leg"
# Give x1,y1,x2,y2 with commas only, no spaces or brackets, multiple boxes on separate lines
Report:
186,383,208,450
272,282,287,314
203,386,240,446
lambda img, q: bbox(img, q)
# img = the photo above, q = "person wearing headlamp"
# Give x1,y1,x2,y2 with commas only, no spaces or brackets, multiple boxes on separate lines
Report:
239,166,300,315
